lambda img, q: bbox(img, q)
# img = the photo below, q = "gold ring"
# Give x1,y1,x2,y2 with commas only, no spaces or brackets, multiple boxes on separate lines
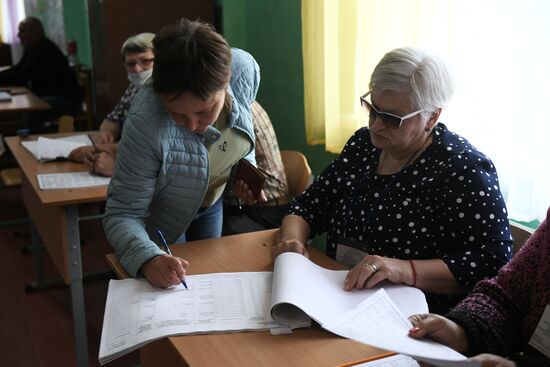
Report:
362,263,378,273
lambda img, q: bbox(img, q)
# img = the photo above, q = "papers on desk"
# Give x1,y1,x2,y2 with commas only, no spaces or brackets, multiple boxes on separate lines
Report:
324,289,480,367
21,134,92,163
37,172,110,190
352,354,420,366
270,253,427,328
99,252,428,364
0,91,12,101
99,272,284,364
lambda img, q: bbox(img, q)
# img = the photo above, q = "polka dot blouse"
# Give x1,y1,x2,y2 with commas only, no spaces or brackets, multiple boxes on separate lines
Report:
289,124,513,314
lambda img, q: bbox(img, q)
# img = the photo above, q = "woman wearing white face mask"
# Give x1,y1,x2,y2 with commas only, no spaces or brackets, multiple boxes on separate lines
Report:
68,32,155,176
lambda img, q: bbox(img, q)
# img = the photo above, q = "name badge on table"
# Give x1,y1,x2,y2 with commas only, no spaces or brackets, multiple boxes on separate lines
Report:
335,237,368,269
529,304,550,358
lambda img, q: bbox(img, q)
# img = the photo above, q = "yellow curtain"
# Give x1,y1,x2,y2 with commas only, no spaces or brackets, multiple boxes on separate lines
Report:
0,4,4,43
302,0,452,153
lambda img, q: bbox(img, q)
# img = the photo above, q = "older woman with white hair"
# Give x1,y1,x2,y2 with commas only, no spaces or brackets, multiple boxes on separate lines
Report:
272,47,513,314
69,32,155,176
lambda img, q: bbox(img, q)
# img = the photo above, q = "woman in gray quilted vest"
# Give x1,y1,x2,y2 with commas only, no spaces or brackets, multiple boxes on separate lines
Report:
103,18,264,288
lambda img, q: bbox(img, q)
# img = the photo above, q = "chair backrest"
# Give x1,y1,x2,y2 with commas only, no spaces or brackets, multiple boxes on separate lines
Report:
510,220,534,254
74,69,94,131
280,150,312,197
57,115,75,133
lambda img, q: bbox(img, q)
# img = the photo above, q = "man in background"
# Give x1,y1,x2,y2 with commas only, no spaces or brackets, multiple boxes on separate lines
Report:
0,17,81,132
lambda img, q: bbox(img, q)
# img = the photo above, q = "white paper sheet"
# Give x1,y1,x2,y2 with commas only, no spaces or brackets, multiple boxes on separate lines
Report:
0,91,12,101
270,252,428,326
324,289,480,367
100,253,428,365
99,273,285,364
353,354,420,366
21,134,92,162
37,172,110,190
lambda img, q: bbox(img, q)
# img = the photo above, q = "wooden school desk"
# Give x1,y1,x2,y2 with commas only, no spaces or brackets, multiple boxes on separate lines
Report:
106,229,391,367
5,133,107,367
0,86,51,113
0,86,50,135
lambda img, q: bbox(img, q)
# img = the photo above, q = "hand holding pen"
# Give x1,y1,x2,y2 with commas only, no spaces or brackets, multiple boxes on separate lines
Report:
140,230,190,289
156,229,189,289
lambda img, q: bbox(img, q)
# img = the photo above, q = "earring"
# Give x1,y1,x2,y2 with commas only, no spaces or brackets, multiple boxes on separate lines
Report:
424,127,431,132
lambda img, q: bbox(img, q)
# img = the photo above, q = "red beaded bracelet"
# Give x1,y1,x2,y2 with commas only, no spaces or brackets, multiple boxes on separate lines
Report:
409,260,417,286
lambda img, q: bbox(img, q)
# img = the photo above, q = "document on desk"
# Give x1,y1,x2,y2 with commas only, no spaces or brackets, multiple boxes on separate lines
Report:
0,91,12,101
270,252,428,328
324,289,480,367
99,253,428,364
37,172,110,190
352,354,420,366
99,272,286,364
21,134,92,162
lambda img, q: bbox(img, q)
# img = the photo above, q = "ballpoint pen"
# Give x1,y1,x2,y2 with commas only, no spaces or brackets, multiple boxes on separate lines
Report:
88,133,98,150
156,229,189,289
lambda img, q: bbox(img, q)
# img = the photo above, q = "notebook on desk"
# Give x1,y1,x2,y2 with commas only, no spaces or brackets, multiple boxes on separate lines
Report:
21,134,92,163
0,91,12,102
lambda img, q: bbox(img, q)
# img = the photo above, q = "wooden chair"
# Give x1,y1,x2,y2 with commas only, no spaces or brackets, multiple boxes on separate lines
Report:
57,115,75,133
280,150,312,197
74,69,95,131
510,220,534,254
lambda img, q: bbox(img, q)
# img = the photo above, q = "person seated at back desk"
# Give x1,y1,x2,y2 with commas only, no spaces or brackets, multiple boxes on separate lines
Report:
0,17,81,133
222,101,290,234
68,32,155,177
409,206,550,367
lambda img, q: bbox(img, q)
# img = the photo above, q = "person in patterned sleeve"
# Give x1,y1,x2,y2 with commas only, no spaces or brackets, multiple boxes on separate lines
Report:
68,32,155,176
409,206,550,367
272,47,512,314
222,101,290,234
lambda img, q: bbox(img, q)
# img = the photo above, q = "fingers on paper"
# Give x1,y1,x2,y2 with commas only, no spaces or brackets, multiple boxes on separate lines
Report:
407,313,442,338
344,257,382,290
93,153,115,176
469,353,515,367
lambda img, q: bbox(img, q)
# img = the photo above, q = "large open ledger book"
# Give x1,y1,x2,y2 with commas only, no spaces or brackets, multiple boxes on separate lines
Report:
99,253,428,364
21,134,92,163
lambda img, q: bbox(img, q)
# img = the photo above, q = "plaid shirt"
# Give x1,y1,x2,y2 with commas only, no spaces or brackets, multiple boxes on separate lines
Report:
225,101,288,205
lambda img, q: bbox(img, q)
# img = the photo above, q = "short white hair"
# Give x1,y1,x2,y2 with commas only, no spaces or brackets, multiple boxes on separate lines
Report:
369,47,454,119
121,32,155,57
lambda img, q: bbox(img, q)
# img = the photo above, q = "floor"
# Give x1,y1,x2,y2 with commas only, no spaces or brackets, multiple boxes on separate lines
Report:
0,186,139,367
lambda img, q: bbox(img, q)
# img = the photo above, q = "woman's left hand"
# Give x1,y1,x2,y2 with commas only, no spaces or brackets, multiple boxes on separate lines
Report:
233,179,267,205
469,354,516,367
92,152,115,177
344,255,411,290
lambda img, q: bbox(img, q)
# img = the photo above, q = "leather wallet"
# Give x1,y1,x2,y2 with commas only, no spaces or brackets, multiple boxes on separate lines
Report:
233,159,266,200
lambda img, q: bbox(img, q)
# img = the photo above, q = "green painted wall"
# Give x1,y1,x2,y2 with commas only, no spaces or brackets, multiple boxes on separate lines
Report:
221,0,337,175
62,0,92,67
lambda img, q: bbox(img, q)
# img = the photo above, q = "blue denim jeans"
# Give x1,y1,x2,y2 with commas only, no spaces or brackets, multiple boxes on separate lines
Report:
177,197,223,243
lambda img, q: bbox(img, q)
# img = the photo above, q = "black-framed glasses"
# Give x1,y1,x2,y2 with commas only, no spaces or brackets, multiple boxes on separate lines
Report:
125,58,154,69
360,91,424,129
